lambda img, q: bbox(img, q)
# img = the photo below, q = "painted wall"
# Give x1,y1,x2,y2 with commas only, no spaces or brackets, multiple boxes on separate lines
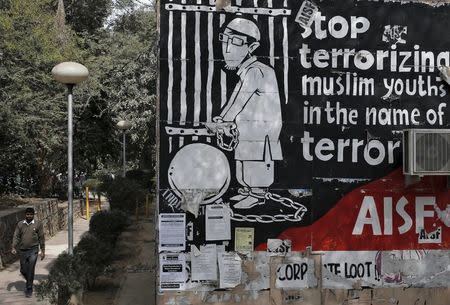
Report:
157,0,450,302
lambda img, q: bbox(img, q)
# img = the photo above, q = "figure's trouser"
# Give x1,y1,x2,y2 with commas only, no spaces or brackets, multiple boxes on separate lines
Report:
19,248,38,290
236,160,274,188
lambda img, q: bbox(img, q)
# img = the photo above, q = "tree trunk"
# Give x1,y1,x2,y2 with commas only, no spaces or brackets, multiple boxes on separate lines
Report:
68,291,84,305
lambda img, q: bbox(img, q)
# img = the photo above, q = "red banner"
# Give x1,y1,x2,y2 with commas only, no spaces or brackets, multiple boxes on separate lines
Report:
257,168,450,251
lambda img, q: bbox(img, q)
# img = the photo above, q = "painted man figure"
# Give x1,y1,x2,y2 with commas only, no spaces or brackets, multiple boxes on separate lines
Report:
215,17,283,208
11,207,45,297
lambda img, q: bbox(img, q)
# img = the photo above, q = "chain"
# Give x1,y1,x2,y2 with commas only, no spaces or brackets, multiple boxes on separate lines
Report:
216,128,239,151
230,189,308,223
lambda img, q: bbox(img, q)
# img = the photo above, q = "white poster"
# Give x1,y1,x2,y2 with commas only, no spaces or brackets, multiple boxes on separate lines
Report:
205,204,231,241
234,227,254,253
276,257,316,289
218,252,242,288
295,0,319,28
267,239,292,256
159,213,186,252
191,244,218,281
159,253,187,290
217,244,226,255
322,251,381,289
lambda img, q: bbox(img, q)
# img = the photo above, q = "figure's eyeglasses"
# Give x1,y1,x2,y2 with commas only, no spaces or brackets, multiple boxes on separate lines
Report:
219,33,246,46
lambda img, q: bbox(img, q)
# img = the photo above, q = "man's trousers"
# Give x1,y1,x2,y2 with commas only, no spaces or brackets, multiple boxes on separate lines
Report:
19,248,38,290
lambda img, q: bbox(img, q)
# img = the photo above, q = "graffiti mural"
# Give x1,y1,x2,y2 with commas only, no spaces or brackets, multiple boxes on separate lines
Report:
158,0,450,253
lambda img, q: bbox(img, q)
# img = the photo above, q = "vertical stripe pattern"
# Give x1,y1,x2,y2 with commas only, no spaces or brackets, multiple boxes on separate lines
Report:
283,0,289,104
179,0,187,147
193,0,202,141
268,0,275,67
220,13,227,108
167,1,174,153
162,0,291,149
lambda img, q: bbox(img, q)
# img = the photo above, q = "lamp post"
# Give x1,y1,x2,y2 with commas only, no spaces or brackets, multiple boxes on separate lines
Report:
51,62,89,255
117,120,131,177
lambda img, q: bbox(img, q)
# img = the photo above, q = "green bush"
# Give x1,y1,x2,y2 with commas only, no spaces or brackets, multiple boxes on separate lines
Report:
89,210,130,244
83,178,102,191
74,233,113,288
125,169,154,190
82,178,102,201
37,211,130,304
101,176,146,212
35,253,84,305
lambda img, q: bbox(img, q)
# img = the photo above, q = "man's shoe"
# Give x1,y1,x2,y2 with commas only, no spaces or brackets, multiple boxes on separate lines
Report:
230,194,247,201
233,196,262,209
25,288,32,298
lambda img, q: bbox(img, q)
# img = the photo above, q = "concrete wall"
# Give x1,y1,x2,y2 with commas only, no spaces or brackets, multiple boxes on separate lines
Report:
0,199,82,268
157,251,450,304
158,288,450,305
0,208,26,268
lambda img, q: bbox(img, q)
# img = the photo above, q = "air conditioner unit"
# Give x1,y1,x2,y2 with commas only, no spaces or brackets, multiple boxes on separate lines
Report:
403,129,450,176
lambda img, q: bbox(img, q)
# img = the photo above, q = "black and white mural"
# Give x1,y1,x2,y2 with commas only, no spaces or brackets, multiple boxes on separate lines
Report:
158,0,450,251
161,0,309,236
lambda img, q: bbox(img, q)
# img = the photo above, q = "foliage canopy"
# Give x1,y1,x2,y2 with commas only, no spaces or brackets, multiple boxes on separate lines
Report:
0,0,157,196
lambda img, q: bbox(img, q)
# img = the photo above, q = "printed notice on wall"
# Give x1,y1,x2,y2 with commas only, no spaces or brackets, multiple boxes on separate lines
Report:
218,252,242,288
234,227,254,253
295,0,318,28
322,251,381,288
159,213,186,252
206,204,231,241
276,257,316,289
191,244,218,281
159,253,187,290
267,239,292,256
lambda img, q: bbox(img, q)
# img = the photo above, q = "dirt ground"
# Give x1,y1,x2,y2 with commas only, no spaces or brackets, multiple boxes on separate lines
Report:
83,216,156,305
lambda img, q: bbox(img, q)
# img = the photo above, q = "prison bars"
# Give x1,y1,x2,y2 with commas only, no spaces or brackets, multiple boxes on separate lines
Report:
165,0,291,151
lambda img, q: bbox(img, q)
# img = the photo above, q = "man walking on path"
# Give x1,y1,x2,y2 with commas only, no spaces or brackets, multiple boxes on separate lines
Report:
11,207,45,298
0,212,89,304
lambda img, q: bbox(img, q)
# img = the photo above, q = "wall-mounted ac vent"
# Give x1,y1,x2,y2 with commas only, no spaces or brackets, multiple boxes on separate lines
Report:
403,129,450,176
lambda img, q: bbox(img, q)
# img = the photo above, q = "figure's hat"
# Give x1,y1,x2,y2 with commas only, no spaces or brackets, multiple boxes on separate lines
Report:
226,18,260,41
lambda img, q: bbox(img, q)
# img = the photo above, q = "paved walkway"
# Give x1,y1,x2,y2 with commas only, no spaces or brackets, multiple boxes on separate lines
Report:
114,218,156,305
0,217,89,304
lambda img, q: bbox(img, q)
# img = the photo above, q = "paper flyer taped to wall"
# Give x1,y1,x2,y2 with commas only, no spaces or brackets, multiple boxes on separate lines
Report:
218,252,242,288
276,257,317,289
267,239,292,256
159,253,187,290
205,204,231,241
322,251,381,289
159,213,186,252
191,244,218,281
234,227,254,253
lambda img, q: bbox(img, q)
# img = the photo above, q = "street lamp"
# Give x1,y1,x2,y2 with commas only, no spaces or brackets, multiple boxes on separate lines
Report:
51,62,89,255
117,120,131,178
